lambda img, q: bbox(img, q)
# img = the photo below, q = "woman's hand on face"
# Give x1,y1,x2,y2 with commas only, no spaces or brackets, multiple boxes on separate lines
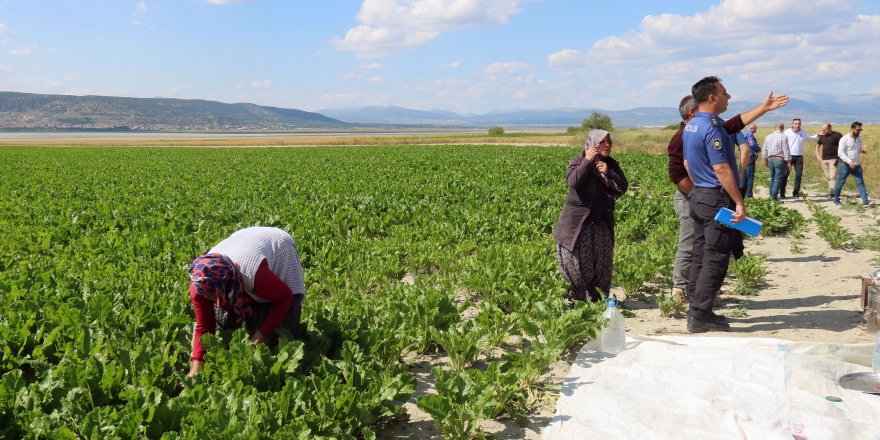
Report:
584,146,599,161
595,160,608,174
187,360,205,377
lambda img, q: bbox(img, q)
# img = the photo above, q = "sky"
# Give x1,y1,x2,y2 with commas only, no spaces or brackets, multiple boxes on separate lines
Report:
1,0,879,114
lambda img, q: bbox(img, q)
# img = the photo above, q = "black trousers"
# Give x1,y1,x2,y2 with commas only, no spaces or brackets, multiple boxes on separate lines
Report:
686,188,739,319
779,155,803,197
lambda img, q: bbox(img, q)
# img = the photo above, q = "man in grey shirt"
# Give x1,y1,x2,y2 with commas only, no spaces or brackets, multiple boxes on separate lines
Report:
762,122,791,203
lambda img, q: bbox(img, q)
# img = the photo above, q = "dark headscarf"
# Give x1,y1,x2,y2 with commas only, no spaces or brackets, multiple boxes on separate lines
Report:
189,253,253,325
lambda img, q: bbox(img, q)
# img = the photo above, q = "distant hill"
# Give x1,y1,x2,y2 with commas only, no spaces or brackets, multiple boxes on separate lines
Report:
2,90,877,132
0,92,347,131
322,94,880,128
317,105,466,125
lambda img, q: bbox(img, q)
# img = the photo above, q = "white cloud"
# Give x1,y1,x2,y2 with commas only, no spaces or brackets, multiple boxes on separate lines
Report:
547,49,587,76
441,60,461,69
361,62,384,69
480,61,528,79
342,73,362,80
333,25,437,59
0,24,13,44
250,79,271,89
334,0,529,58
202,0,250,4
546,0,880,106
368,76,383,83
45,80,60,89
319,92,363,103
8,47,33,56
63,75,75,82
134,1,149,15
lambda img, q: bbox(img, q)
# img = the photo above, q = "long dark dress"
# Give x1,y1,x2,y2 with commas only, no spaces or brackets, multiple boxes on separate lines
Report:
553,155,628,301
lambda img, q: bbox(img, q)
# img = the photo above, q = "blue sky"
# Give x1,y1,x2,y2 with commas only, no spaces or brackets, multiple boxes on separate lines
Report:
1,0,878,113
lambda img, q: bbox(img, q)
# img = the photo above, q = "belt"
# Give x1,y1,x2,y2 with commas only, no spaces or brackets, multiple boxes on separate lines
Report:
694,186,723,192
768,155,784,159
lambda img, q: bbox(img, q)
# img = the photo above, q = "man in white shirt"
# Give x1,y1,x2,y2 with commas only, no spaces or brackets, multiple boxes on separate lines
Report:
833,121,871,207
780,118,817,198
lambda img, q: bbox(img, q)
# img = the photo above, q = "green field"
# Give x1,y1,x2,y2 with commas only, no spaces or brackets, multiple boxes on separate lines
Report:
0,129,875,438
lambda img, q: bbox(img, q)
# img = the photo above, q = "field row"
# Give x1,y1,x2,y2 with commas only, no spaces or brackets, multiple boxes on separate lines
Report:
0,145,732,438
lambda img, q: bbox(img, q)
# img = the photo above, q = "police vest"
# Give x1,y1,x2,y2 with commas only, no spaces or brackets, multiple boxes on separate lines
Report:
682,112,739,188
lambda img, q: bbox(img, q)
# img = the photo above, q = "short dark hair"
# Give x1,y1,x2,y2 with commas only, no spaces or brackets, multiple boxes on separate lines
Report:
792,118,801,123
852,121,863,129
691,76,722,104
678,95,695,121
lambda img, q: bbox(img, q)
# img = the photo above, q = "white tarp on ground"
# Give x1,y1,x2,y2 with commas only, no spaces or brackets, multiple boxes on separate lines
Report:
544,336,880,439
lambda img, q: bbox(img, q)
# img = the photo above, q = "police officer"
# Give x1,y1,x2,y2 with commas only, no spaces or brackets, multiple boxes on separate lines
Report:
682,76,788,333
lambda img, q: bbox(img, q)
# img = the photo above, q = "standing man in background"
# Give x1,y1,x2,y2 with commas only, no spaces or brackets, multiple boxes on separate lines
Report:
732,129,750,194
681,76,788,332
762,123,791,203
834,122,872,207
780,118,818,199
740,124,760,198
815,123,842,198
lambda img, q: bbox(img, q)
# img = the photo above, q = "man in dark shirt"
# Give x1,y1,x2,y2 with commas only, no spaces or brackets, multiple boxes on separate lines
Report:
815,123,843,197
678,76,788,333
666,91,787,311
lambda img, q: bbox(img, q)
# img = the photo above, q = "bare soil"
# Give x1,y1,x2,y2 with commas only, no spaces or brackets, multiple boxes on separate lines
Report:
378,185,880,439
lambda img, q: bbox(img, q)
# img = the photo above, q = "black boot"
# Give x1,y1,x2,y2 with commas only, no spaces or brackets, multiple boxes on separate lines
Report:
687,314,731,333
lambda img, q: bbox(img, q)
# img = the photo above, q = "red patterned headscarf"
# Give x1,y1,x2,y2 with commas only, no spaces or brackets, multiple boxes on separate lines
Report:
189,253,253,325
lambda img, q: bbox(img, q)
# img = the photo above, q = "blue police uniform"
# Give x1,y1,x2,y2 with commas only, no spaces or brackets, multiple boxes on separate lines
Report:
681,111,742,328
741,129,760,197
683,112,739,188
742,129,760,156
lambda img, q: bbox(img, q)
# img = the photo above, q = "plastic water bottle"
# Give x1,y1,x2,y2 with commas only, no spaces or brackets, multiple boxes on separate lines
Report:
873,330,880,377
601,297,626,354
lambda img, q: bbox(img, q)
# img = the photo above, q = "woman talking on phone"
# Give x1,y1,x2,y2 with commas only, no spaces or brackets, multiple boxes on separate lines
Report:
553,129,628,303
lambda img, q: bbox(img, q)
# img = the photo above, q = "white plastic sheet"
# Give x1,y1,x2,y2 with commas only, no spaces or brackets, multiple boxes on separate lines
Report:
544,336,880,439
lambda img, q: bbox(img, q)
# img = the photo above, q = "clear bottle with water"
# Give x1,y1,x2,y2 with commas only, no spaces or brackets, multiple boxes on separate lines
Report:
873,330,880,377
601,297,626,354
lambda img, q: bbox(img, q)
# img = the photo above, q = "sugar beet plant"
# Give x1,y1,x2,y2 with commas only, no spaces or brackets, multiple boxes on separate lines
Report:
727,253,767,295
1,145,682,438
748,198,806,236
806,200,855,249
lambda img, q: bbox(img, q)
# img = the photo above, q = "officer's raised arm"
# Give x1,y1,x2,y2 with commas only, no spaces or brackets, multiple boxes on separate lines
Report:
739,91,789,126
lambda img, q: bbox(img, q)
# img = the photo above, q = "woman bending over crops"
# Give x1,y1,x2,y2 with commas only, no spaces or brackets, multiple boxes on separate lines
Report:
187,226,305,377
553,129,628,302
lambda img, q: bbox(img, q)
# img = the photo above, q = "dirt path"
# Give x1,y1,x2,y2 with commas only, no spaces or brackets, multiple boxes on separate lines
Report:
378,185,880,439
625,185,879,344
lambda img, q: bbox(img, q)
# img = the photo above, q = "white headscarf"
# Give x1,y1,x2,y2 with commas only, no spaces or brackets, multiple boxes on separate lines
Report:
585,129,610,149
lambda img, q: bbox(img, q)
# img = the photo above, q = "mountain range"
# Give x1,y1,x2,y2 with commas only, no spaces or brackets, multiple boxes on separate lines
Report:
321,92,880,128
0,91,345,131
0,91,877,132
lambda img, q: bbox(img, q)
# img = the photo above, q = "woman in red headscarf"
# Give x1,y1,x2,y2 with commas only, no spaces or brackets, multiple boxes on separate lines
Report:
553,129,628,302
187,226,305,377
